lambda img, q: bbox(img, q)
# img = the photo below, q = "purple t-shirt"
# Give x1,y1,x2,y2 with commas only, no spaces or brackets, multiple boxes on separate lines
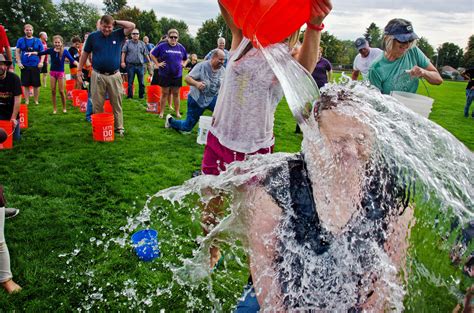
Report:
151,42,187,79
311,57,332,88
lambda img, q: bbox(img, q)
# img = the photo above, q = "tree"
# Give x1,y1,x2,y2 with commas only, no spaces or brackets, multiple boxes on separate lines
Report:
437,42,464,68
53,0,100,41
364,23,382,49
103,0,127,15
463,35,474,68
417,37,435,63
157,17,198,54
320,31,345,64
196,14,231,57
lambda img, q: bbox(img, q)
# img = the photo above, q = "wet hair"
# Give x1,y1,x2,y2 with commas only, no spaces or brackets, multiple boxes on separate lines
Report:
312,89,352,121
71,36,81,44
100,15,114,25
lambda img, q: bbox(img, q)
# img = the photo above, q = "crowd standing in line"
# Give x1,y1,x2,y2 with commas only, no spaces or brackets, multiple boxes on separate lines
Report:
150,29,188,118
77,15,135,137
165,49,225,133
121,28,150,99
368,18,442,95
16,24,45,106
351,37,382,81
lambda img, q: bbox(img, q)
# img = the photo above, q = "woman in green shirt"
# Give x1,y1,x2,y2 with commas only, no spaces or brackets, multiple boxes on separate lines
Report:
368,18,442,95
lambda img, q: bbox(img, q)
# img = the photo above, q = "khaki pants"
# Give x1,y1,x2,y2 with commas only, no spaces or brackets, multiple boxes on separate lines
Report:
90,71,124,131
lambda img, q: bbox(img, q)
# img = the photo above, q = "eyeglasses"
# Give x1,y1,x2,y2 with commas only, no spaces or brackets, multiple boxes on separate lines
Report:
132,33,139,35
169,36,178,39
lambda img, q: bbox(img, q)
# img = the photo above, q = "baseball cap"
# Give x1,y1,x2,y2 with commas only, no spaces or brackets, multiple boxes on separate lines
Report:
354,37,368,50
0,54,12,66
384,18,419,43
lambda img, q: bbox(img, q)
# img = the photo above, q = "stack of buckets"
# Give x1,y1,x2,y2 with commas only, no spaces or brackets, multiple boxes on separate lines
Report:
146,85,161,113
19,105,28,129
76,90,88,113
91,113,114,142
65,79,76,99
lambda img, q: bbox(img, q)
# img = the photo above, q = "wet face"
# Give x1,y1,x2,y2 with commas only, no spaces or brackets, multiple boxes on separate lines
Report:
211,52,225,69
24,26,33,38
359,47,369,58
100,22,113,37
168,32,178,46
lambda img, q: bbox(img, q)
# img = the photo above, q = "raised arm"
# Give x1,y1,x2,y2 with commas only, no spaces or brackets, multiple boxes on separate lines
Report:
218,1,242,51
115,20,136,36
410,62,443,85
296,0,332,72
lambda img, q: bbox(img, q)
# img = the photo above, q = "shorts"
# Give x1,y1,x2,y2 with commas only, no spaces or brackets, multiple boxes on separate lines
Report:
202,131,273,175
70,67,78,76
50,71,65,80
21,66,41,87
153,74,182,88
40,63,48,74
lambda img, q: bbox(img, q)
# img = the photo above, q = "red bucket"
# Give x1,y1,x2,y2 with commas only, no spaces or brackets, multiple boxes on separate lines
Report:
71,89,82,107
104,100,113,113
0,120,13,149
91,113,114,142
180,85,190,100
146,85,161,113
221,0,311,47
19,105,28,129
123,82,134,95
78,91,88,113
65,79,76,99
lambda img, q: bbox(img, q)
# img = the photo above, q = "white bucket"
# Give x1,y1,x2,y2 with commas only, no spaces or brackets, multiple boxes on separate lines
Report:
197,116,212,145
390,91,434,118
65,74,71,80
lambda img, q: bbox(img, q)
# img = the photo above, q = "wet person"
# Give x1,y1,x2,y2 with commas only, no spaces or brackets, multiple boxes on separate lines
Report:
150,29,188,118
30,35,78,113
0,54,21,141
165,49,225,133
368,18,442,94
77,15,136,137
351,37,383,81
15,24,44,105
201,0,332,268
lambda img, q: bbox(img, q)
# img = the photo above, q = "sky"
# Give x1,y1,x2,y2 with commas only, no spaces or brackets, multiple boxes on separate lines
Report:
89,0,473,49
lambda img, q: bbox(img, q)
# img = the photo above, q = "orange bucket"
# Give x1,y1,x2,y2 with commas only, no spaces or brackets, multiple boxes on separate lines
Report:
0,120,13,149
146,85,161,113
123,82,134,95
180,85,190,100
104,100,113,113
65,79,76,99
78,91,88,113
71,89,82,107
19,105,28,129
91,113,114,142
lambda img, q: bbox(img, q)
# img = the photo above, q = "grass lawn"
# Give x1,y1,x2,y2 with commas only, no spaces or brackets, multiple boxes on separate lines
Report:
0,71,472,311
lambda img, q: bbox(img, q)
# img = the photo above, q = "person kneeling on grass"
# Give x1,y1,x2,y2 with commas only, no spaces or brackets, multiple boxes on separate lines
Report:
165,49,226,133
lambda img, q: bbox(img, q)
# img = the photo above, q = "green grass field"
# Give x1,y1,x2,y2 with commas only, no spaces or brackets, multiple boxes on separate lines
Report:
0,71,472,311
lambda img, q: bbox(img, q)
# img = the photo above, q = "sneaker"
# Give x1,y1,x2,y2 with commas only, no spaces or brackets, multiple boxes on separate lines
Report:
4,208,19,219
115,129,125,137
165,114,172,129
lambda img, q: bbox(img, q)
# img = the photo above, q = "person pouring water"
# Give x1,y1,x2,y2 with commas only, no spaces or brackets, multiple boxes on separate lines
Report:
368,18,442,95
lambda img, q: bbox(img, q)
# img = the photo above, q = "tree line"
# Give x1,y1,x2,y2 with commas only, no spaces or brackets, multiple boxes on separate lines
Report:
1,0,472,69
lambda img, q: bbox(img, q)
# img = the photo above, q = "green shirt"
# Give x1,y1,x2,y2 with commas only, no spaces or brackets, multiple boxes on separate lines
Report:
368,46,429,95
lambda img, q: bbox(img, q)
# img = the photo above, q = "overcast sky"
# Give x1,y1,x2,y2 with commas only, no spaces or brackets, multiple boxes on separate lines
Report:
91,0,473,49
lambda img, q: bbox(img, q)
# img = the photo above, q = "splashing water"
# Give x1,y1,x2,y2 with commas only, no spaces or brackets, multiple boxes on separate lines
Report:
58,41,473,311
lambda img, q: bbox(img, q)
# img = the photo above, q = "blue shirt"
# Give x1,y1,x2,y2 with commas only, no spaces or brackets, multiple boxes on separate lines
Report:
38,48,76,72
145,43,155,63
83,28,126,73
16,37,44,67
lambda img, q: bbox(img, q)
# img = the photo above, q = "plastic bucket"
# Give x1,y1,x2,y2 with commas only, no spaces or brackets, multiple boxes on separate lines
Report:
19,105,28,129
65,79,76,99
123,82,134,95
71,89,82,107
197,116,212,145
390,91,434,118
91,113,114,142
131,229,160,262
221,0,311,47
180,85,190,100
146,85,161,113
0,120,13,149
104,100,113,113
78,92,88,113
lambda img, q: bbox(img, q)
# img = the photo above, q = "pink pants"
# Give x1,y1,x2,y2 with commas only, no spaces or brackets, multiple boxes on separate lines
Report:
50,71,65,79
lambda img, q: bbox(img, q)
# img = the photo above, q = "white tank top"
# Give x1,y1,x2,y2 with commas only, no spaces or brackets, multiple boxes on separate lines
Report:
210,38,284,153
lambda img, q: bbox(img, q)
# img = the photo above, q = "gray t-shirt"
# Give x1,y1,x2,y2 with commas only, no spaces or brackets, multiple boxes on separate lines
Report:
188,60,225,108
122,40,148,65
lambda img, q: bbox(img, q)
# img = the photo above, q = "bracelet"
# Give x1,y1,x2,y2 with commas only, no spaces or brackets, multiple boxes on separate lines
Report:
306,22,325,32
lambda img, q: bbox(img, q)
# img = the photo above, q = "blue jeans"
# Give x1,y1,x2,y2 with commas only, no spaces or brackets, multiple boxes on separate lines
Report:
127,64,145,98
464,89,474,117
169,96,217,132
0,115,20,141
235,283,260,313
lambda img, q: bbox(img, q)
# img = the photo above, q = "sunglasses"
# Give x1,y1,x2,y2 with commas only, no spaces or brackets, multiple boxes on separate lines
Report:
169,36,178,39
395,39,414,44
132,33,139,35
